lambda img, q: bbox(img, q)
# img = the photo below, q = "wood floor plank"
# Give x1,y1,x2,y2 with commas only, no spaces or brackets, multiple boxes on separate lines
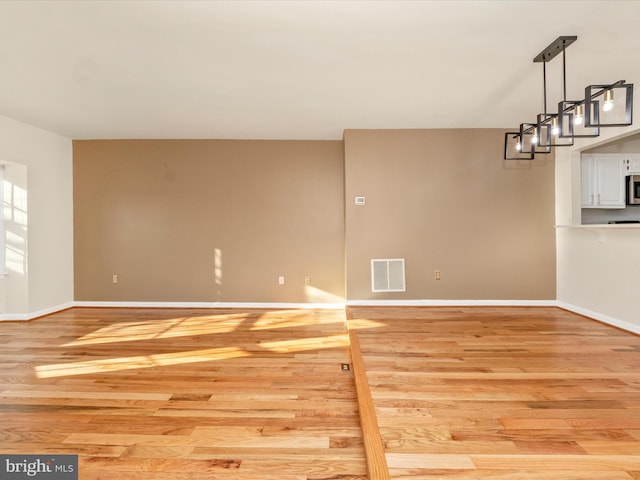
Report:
349,306,640,479
349,328,390,480
3,305,640,479
470,454,640,470
81,474,305,480
386,453,475,469
0,307,365,480
386,470,635,480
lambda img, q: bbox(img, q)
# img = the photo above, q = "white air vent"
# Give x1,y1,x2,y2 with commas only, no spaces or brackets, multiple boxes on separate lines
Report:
371,258,406,292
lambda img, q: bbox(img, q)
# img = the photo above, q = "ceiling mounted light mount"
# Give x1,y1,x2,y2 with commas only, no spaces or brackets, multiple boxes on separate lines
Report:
532,35,577,63
504,36,634,160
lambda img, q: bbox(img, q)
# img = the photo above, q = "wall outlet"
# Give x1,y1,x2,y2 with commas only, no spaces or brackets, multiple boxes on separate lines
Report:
304,276,311,285
112,274,118,284
278,275,285,285
434,270,441,281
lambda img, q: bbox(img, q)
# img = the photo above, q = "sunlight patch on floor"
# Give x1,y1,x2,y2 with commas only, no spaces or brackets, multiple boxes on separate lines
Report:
36,309,387,378
63,310,352,346
347,317,389,330
259,334,349,353
62,313,257,346
38,332,351,378
35,346,252,378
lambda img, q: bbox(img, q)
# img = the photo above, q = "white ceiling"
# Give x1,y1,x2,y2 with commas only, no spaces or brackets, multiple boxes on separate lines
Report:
1,0,640,140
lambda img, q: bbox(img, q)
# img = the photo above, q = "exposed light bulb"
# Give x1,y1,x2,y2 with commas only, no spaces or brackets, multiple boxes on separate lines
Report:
603,89,614,112
531,127,538,145
574,104,584,126
551,117,560,136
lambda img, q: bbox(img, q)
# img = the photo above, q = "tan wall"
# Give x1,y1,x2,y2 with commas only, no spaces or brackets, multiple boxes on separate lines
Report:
74,130,556,304
344,129,556,300
73,140,345,303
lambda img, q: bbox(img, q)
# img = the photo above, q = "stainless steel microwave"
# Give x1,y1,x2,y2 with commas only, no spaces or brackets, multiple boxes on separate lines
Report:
627,175,640,205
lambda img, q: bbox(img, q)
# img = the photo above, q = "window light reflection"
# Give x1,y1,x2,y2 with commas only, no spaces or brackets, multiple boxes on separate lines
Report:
34,310,387,379
35,346,252,378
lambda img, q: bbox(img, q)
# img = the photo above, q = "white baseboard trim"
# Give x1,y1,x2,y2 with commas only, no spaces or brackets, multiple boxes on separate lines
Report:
0,301,75,322
557,301,640,335
0,299,559,319
72,301,346,310
2,300,637,336
0,313,30,321
0,301,345,320
346,299,558,307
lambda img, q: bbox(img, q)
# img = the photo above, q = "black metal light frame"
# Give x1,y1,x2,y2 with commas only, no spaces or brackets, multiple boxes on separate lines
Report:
557,99,600,139
504,132,534,160
584,81,633,127
536,113,574,148
503,35,634,160
519,122,551,155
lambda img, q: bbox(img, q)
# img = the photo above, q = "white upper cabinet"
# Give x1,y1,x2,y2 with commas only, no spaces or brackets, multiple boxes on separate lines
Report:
623,154,640,174
581,154,626,209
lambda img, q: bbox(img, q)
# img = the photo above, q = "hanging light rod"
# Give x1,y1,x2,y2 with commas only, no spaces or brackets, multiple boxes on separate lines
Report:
533,35,577,63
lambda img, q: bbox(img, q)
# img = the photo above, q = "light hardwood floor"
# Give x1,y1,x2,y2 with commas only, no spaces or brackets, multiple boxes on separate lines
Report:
348,306,640,479
1,306,639,479
0,308,366,480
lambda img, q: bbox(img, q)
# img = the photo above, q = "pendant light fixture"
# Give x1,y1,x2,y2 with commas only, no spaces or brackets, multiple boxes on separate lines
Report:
504,36,634,160
584,81,633,127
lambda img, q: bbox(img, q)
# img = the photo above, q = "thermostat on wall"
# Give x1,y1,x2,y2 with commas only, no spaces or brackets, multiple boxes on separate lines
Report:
354,196,366,205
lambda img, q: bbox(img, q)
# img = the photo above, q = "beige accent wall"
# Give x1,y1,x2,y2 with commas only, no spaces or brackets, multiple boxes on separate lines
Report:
344,129,556,300
74,130,557,304
73,140,345,303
